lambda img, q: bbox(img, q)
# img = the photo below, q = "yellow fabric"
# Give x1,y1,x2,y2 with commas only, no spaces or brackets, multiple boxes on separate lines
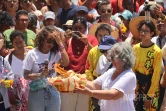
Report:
133,43,162,98
85,46,102,81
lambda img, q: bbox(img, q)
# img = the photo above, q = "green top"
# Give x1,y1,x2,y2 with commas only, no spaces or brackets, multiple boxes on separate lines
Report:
3,28,36,49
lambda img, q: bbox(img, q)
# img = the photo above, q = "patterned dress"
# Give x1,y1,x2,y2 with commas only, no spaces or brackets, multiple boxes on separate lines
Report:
133,43,162,111
9,78,30,111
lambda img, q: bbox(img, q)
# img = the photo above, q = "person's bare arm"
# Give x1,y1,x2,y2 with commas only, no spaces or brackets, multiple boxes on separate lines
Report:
160,71,166,88
24,69,49,80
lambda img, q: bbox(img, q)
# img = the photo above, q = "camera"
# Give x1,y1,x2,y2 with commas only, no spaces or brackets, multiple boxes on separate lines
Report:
72,31,81,38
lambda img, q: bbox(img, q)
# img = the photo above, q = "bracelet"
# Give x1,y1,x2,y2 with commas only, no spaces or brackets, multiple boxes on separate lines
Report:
59,44,65,49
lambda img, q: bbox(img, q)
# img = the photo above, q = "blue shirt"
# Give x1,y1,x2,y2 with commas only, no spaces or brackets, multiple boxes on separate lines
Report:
57,3,78,28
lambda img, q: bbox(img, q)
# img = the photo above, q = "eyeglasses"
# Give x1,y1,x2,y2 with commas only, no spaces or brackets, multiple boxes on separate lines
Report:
45,38,56,45
74,17,85,22
7,0,18,3
139,30,150,34
63,26,72,31
109,56,119,61
101,9,112,14
156,20,164,25
54,0,60,3
100,50,107,54
17,19,29,22
24,0,32,3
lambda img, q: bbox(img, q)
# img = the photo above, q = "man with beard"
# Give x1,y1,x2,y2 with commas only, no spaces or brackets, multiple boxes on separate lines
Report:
3,10,36,49
96,0,115,27
96,0,123,41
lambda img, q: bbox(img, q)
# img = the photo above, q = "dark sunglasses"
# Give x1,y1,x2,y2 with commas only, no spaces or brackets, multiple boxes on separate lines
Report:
54,0,60,3
74,17,85,22
45,38,56,45
24,0,32,3
63,26,72,31
100,50,107,54
101,9,112,14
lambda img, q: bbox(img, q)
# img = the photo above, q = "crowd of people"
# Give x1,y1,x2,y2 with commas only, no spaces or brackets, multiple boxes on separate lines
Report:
1,0,166,111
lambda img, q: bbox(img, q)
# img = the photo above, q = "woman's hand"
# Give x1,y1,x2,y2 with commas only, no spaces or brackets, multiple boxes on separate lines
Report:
155,4,164,19
75,85,92,96
64,29,73,42
40,69,49,78
51,30,63,45
78,33,88,45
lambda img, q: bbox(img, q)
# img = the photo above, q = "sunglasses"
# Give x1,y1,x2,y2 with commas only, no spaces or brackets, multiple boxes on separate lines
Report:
7,0,18,3
63,26,72,31
101,9,112,14
24,0,32,3
110,56,119,61
100,50,107,54
74,17,85,22
45,38,56,45
54,0,60,3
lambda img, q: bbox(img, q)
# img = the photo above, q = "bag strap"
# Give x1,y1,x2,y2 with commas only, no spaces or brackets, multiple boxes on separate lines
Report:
106,63,113,71
8,51,13,65
48,51,52,62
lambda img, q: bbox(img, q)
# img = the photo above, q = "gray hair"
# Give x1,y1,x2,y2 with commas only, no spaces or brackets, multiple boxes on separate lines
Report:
107,42,135,70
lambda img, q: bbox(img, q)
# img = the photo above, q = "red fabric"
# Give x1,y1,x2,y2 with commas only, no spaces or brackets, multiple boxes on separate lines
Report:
137,0,145,5
10,78,30,111
65,35,98,74
110,0,139,15
78,0,96,8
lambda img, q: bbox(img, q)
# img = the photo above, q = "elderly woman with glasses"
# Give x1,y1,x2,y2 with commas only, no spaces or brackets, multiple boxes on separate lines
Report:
75,42,136,111
23,26,69,111
61,17,98,111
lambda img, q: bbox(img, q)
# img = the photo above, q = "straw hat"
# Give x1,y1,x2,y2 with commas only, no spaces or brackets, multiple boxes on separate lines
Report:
88,23,119,40
129,16,159,38
63,20,73,26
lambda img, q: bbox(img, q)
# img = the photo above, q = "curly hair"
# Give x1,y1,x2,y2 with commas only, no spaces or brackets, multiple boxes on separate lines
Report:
107,42,135,70
35,26,59,53
10,30,24,43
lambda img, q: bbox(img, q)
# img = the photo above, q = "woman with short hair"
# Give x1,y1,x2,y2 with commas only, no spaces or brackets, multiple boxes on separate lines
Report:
75,42,136,111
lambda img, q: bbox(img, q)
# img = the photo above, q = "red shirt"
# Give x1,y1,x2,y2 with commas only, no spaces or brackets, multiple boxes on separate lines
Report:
65,35,98,74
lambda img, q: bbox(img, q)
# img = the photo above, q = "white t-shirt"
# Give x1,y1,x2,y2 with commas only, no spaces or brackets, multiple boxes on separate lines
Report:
5,54,24,78
96,55,112,75
94,68,136,111
23,48,61,77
